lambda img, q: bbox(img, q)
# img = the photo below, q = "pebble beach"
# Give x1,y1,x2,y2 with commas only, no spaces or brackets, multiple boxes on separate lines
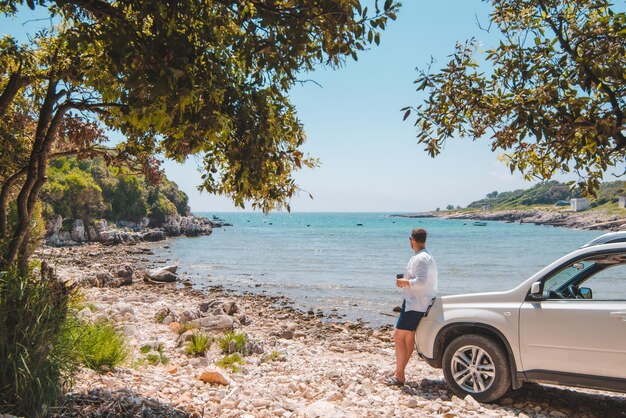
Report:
38,240,626,418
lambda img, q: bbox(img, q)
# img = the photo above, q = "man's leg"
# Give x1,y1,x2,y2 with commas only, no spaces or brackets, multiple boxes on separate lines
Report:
393,329,413,383
402,330,416,375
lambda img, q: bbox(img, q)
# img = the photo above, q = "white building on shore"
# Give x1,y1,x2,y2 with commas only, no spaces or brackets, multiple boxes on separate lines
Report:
570,198,590,212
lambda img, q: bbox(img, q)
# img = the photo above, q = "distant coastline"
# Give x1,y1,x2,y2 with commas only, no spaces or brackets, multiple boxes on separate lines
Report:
393,208,626,232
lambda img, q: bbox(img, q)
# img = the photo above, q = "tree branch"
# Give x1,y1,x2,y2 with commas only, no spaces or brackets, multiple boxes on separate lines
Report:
537,0,625,148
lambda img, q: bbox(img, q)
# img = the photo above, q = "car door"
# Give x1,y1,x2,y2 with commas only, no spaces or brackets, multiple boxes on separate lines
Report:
519,253,626,383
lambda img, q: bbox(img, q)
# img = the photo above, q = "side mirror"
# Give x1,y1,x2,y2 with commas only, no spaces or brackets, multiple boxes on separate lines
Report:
529,281,542,299
579,287,593,300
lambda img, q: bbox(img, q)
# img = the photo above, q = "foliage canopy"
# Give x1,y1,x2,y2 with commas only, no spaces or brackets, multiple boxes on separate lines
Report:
405,0,625,196
1,0,399,268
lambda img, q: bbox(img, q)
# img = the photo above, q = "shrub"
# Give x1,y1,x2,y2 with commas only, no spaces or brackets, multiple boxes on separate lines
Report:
216,353,244,372
175,322,197,335
139,343,169,366
0,266,77,417
261,350,285,363
185,332,212,356
217,330,248,355
73,319,127,370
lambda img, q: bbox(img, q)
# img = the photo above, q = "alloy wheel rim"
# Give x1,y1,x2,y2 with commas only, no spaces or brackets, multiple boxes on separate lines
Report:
450,345,496,393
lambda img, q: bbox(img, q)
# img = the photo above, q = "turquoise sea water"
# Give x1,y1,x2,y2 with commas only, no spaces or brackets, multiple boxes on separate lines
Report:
153,212,600,327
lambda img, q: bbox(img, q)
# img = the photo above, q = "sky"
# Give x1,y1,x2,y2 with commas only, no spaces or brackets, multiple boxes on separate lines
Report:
2,1,618,213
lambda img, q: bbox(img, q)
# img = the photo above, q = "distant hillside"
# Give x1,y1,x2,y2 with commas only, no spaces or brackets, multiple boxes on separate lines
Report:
40,156,189,225
468,180,626,209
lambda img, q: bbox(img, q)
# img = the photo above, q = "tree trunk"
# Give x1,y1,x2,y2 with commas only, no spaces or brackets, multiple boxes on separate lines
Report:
0,168,26,238
3,79,59,271
0,72,25,118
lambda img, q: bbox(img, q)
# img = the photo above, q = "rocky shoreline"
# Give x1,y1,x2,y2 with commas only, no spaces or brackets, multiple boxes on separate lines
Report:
395,208,626,231
39,240,626,418
44,213,219,247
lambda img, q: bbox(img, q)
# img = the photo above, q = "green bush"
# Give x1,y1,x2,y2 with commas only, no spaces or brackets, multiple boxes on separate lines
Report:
139,343,169,366
72,319,128,370
0,266,77,417
217,330,248,355
261,350,285,363
216,353,244,372
185,332,212,356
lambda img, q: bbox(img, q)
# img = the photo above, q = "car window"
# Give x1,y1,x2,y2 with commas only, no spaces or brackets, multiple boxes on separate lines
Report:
579,263,626,301
543,260,595,298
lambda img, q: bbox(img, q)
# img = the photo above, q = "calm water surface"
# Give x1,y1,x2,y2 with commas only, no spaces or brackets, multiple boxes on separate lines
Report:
153,213,599,327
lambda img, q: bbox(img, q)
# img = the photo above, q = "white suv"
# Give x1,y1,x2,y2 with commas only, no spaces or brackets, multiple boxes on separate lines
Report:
415,234,626,402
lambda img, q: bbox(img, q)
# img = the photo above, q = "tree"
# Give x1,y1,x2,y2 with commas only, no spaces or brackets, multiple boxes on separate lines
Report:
0,0,399,270
404,0,625,197
446,204,455,210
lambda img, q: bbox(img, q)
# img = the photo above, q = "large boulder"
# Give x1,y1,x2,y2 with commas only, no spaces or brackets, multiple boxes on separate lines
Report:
198,368,231,386
46,214,63,235
70,219,86,242
193,315,234,331
142,230,166,242
146,265,178,282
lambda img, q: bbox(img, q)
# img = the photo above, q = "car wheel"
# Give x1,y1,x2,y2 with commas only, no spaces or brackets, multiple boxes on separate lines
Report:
442,334,511,403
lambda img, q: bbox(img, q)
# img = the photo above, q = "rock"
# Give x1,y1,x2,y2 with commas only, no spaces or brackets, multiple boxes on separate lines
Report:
221,301,239,315
115,303,135,316
177,329,195,345
168,322,181,333
71,219,86,242
298,400,357,418
404,398,418,408
277,329,294,340
464,394,480,410
112,265,133,279
193,315,234,331
146,266,178,282
142,230,166,242
198,369,230,386
46,214,63,235
193,357,209,368
179,309,201,323
154,307,172,323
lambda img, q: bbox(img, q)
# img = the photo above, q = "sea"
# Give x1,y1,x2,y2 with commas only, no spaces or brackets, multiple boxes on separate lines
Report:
152,212,601,327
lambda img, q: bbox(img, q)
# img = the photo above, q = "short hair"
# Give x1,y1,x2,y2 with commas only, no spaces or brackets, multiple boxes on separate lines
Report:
411,228,427,243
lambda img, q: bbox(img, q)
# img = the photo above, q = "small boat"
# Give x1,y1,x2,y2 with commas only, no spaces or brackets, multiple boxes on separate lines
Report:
473,221,488,226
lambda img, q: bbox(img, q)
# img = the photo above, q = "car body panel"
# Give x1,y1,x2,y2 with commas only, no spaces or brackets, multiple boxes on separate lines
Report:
519,299,626,378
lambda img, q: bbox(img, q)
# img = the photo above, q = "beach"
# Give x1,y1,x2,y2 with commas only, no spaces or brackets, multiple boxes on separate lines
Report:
41,240,626,418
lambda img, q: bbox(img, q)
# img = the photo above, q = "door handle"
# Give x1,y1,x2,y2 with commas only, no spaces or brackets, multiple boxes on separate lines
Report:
610,311,626,321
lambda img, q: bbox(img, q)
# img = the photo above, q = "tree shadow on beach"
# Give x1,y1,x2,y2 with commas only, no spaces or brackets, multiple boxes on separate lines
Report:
507,382,626,418
47,389,193,418
405,378,626,418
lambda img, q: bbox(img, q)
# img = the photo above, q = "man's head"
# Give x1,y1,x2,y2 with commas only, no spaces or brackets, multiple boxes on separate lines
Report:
410,228,427,244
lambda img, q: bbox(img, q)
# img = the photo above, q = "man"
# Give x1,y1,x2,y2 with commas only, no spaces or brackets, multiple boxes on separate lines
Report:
386,227,438,386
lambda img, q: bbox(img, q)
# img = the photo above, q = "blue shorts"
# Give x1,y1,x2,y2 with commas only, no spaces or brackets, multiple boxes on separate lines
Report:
396,301,425,331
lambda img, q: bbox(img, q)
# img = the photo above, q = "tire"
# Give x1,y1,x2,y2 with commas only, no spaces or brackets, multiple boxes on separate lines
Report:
441,334,511,403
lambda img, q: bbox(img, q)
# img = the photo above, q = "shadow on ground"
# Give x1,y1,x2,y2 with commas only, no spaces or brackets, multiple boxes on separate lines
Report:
47,389,193,418
410,378,625,418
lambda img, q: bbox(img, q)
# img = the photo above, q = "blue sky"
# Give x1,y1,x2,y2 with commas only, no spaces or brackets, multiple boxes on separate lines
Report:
2,1,613,212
